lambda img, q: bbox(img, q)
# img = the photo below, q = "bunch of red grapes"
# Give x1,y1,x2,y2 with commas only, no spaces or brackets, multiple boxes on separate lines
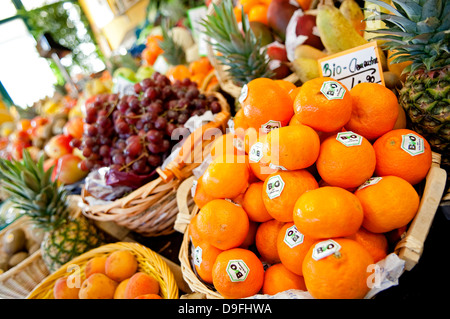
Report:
71,72,222,177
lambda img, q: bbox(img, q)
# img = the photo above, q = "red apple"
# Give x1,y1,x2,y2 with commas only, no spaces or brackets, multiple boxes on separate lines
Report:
295,14,324,50
267,44,289,62
267,0,298,41
63,117,84,139
53,154,88,184
44,134,73,159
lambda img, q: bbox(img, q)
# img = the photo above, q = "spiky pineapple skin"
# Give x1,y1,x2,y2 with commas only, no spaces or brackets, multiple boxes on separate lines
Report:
399,66,450,166
41,215,104,273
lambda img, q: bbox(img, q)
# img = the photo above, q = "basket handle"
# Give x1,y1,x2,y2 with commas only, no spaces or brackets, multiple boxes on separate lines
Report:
174,176,196,234
158,109,230,183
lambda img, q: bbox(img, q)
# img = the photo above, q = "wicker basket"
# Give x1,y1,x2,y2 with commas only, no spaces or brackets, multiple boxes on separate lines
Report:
0,217,50,299
205,0,300,99
27,242,179,299
81,92,230,237
175,152,447,299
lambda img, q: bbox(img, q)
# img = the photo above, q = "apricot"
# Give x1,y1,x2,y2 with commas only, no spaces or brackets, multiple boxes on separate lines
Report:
53,276,80,299
85,256,107,278
124,272,160,299
105,250,138,282
113,278,130,299
78,273,118,299
134,294,162,299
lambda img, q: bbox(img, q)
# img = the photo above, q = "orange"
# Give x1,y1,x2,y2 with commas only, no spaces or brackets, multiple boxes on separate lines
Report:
293,186,364,239
255,219,285,264
276,222,316,276
316,132,376,189
262,170,319,222
243,127,264,154
345,82,399,141
233,6,243,23
248,4,268,24
248,133,278,181
289,86,301,102
240,220,258,249
275,80,297,96
393,103,407,130
189,57,212,76
354,175,420,233
188,214,203,247
372,129,432,185
212,248,264,299
347,227,388,263
262,124,320,171
302,238,375,299
196,199,250,250
165,65,191,83
193,175,217,209
294,77,352,132
239,0,262,13
192,240,223,284
262,263,307,295
296,0,312,10
202,154,250,199
242,182,272,222
210,132,245,160
241,78,294,132
233,108,249,131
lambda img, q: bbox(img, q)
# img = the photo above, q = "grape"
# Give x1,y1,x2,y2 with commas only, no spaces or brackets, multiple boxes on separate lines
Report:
118,101,129,113
134,82,142,94
146,129,164,143
186,88,199,100
132,158,148,173
148,154,162,167
70,138,81,148
167,110,178,121
84,137,95,148
154,117,167,130
160,139,171,153
147,142,161,154
115,119,130,135
125,137,142,157
99,145,110,157
82,147,92,158
144,87,158,100
140,78,154,90
112,153,125,165
210,101,222,114
177,113,189,124
166,123,177,136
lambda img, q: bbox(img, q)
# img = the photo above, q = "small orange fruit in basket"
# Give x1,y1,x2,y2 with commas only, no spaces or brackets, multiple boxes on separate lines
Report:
241,77,294,132
248,4,269,24
354,175,420,233
294,77,352,133
275,80,297,97
372,129,432,185
105,250,138,282
193,175,217,209
262,124,320,171
242,182,273,222
255,219,285,264
233,108,249,131
240,220,258,249
84,256,107,279
316,132,376,189
192,240,223,284
262,263,307,296
293,186,364,239
166,65,191,83
212,248,264,299
188,214,203,246
347,227,389,263
54,277,81,299
189,56,212,77
202,154,250,199
196,199,250,250
276,222,316,276
262,169,319,222
124,272,160,299
79,273,118,299
345,82,399,141
302,238,374,299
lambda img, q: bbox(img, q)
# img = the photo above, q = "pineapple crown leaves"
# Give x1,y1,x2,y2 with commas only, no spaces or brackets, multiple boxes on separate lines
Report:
158,19,187,66
364,0,450,73
0,149,70,231
200,0,274,86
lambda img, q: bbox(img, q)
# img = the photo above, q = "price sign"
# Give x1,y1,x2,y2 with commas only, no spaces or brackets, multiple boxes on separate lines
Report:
318,42,385,89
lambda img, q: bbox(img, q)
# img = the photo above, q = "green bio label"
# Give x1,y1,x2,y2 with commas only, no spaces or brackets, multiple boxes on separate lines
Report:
357,177,382,191
261,120,281,133
401,133,425,156
226,260,250,282
283,225,304,248
320,81,346,100
265,175,285,199
249,142,263,163
336,131,362,147
193,246,203,267
312,239,341,261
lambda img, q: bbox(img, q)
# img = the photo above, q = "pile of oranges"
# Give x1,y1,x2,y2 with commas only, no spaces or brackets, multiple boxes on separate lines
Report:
166,57,218,90
188,76,432,299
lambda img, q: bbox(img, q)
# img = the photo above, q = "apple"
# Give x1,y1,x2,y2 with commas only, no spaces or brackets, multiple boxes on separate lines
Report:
113,67,137,82
53,154,88,184
44,134,73,159
135,65,155,82
63,117,84,139
295,14,324,50
44,158,58,172
267,44,289,62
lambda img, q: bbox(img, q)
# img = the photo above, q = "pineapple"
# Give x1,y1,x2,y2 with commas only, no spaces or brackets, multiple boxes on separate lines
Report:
366,0,449,167
0,150,104,272
201,0,273,86
158,19,187,66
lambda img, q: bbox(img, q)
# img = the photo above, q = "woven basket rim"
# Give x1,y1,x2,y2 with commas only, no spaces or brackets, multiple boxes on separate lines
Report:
26,242,179,299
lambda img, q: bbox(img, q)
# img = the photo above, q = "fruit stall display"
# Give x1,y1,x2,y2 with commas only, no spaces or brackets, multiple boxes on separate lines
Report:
0,0,447,301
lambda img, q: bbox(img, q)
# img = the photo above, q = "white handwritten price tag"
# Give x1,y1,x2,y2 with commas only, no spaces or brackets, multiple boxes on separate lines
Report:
318,42,385,89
